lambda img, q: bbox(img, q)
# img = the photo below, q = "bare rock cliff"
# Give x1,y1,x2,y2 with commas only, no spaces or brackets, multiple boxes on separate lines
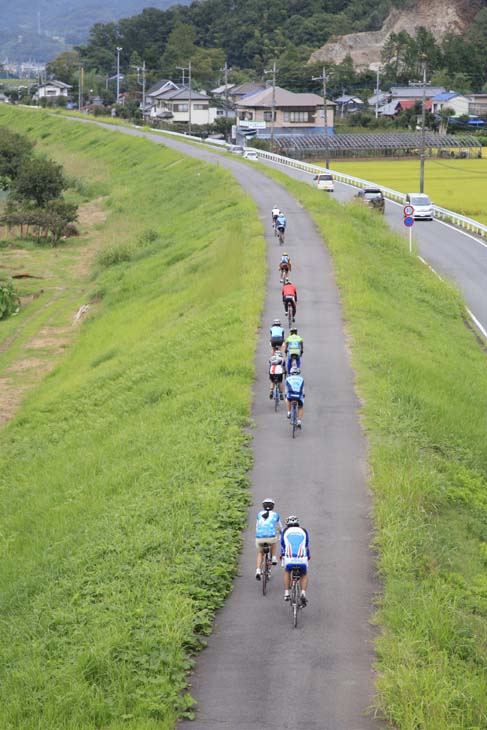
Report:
309,0,474,69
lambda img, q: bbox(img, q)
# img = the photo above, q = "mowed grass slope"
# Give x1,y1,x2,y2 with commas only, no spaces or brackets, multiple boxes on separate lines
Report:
331,158,487,224
260,164,487,728
0,108,265,729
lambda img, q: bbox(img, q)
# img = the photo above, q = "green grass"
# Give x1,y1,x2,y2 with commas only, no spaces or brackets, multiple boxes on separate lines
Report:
257,163,487,728
0,107,265,729
329,158,487,224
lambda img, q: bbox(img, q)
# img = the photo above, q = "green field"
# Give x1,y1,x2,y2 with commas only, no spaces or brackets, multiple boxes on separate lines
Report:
0,107,265,729
259,164,487,728
330,158,487,225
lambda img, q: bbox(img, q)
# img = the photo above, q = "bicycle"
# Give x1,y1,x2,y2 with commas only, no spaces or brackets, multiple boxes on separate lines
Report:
261,543,272,595
290,566,304,627
279,265,290,283
286,303,294,329
277,226,285,245
289,400,299,438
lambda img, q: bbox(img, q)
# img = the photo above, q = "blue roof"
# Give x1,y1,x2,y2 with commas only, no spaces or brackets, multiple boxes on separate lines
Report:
432,92,458,101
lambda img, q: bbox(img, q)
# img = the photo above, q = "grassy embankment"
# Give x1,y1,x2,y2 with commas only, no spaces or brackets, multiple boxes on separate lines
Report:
0,107,265,729
330,158,487,224
260,164,487,728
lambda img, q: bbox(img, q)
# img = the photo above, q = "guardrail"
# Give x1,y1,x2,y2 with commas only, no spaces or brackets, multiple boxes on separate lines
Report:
135,126,487,241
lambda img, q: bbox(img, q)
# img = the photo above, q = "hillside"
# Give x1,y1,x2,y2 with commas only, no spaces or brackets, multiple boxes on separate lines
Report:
309,0,479,68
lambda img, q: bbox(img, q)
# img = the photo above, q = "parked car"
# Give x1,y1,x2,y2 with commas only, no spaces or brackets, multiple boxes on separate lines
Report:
355,187,385,213
226,144,244,155
405,193,434,220
313,172,334,192
243,149,258,160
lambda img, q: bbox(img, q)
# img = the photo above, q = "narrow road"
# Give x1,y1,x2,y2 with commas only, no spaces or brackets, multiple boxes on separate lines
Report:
69,119,380,729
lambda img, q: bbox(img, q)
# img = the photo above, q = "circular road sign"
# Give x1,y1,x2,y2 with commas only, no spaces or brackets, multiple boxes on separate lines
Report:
404,215,415,227
404,205,414,216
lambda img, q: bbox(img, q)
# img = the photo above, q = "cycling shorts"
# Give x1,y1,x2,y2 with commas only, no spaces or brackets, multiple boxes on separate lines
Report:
270,336,284,346
256,536,279,550
284,562,308,574
287,396,303,407
270,373,284,383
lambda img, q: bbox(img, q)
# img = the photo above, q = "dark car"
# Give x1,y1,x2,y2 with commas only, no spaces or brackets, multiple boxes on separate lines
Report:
355,187,385,213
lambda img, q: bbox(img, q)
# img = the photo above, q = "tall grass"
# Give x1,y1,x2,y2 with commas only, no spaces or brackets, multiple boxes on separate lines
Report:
258,166,487,728
0,108,265,729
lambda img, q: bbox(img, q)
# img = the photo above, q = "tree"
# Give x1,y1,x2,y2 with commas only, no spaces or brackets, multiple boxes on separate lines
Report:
0,129,34,190
46,50,81,85
12,158,67,207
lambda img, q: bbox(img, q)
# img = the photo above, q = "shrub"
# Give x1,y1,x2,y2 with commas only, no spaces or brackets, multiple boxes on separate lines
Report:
0,279,20,319
95,242,135,268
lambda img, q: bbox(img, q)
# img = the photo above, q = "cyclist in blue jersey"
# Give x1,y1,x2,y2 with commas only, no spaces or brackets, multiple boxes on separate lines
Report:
280,515,310,605
276,213,286,232
255,497,283,580
285,365,305,428
269,318,285,352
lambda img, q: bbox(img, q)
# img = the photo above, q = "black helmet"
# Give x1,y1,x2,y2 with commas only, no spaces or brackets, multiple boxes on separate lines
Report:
286,515,299,527
263,497,275,510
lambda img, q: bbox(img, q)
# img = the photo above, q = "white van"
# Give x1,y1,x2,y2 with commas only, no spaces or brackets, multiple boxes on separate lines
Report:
313,172,334,192
243,149,258,160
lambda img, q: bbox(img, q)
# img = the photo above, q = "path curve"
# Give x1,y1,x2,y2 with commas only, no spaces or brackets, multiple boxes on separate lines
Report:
69,120,380,729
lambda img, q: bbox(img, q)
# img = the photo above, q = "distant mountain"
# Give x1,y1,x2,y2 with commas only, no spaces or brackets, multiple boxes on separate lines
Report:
0,0,190,62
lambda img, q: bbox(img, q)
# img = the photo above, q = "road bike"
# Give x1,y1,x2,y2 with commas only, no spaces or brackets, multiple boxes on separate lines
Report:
277,226,285,245
261,543,273,595
289,399,300,438
286,302,294,329
290,566,304,627
272,380,281,412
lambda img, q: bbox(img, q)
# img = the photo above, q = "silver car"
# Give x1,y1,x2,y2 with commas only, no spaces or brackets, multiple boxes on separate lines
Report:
405,193,434,220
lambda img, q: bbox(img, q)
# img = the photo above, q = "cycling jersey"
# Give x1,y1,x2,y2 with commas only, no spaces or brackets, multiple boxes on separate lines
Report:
256,509,282,539
276,215,286,229
270,325,285,341
280,255,290,265
281,526,310,569
285,334,303,355
286,373,304,401
272,208,280,218
282,283,297,300
269,353,285,375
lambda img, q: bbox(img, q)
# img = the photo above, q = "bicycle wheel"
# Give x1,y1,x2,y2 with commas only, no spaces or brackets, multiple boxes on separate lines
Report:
262,549,270,595
274,384,279,412
290,580,298,627
287,306,293,329
291,403,298,438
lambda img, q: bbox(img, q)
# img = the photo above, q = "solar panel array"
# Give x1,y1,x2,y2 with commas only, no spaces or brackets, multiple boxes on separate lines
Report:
275,132,479,154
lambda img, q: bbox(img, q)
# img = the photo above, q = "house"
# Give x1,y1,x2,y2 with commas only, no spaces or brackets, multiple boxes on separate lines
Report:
228,81,265,103
148,85,222,125
431,92,470,117
211,83,236,97
334,94,364,116
377,99,432,118
390,86,445,103
235,85,335,137
36,80,72,99
467,94,487,117
368,91,390,109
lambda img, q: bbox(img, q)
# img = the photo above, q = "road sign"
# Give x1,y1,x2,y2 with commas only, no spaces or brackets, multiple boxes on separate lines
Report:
404,205,414,216
404,215,414,227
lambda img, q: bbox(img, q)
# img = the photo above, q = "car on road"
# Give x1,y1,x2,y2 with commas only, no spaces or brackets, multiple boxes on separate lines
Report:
355,186,385,213
405,193,434,220
243,149,258,160
226,144,244,155
313,172,334,192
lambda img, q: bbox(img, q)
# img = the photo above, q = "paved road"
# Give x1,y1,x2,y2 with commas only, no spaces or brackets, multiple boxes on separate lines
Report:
75,121,379,729
261,158,487,334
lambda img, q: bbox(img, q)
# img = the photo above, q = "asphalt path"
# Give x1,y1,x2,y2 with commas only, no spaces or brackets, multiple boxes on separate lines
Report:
73,120,380,729
260,158,487,335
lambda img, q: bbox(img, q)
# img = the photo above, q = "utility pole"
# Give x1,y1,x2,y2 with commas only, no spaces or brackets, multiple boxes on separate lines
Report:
375,66,380,119
131,60,146,119
419,55,427,194
116,46,122,103
223,60,230,142
78,64,84,110
177,62,192,134
312,66,330,169
264,60,277,149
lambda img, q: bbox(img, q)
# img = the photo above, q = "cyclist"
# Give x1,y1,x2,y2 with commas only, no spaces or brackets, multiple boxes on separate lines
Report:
271,205,281,227
278,252,292,281
275,212,287,239
255,497,283,579
285,365,304,428
269,349,286,400
285,325,303,372
269,318,285,352
280,515,310,605
282,278,297,321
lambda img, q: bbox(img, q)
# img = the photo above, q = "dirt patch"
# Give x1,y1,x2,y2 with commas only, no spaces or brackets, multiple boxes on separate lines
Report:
77,197,108,229
7,357,44,373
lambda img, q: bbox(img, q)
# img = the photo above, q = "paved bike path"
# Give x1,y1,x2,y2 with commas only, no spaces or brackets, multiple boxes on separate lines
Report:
72,121,380,729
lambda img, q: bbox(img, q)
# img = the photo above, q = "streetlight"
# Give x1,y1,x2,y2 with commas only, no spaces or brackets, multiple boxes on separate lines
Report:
116,47,122,103
419,54,428,193
264,60,277,149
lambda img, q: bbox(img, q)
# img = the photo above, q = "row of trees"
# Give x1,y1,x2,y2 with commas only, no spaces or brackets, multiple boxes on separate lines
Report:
0,129,78,244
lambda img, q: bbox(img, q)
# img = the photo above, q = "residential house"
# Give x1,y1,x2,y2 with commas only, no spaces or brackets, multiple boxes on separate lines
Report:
334,94,364,116
211,83,236,97
431,92,470,117
467,94,487,117
235,85,335,138
228,81,265,104
36,80,72,100
368,91,390,110
148,85,222,125
377,99,432,118
390,86,445,103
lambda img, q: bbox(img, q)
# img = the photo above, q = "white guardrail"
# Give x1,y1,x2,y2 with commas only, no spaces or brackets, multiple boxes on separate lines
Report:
142,127,487,240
